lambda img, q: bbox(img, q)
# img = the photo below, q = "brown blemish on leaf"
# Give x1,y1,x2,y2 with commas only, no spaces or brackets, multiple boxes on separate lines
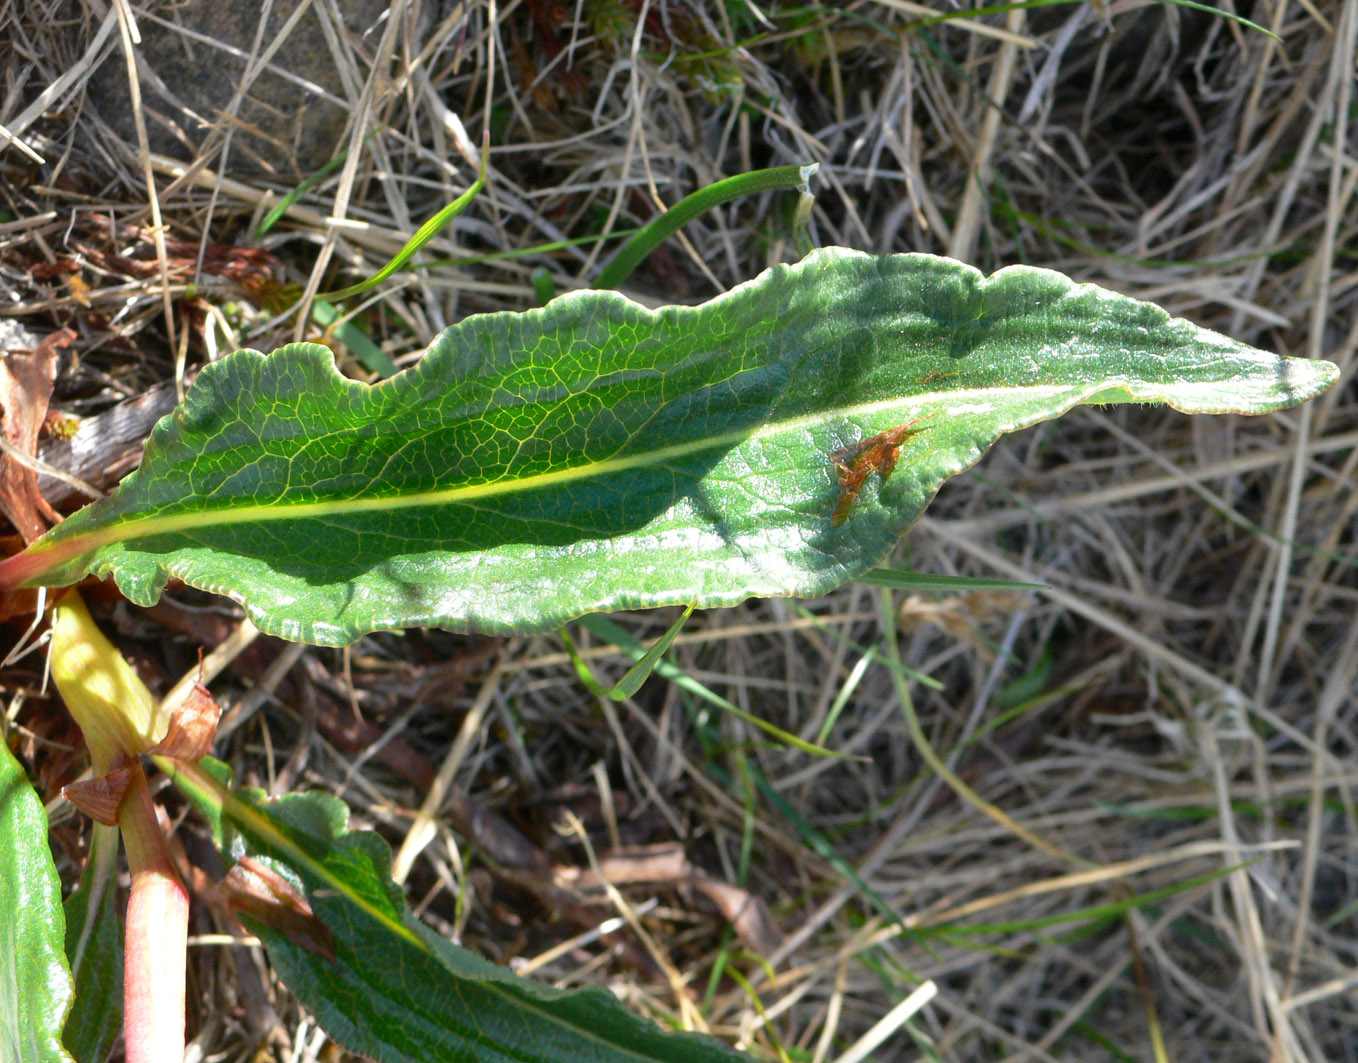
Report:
830,418,928,526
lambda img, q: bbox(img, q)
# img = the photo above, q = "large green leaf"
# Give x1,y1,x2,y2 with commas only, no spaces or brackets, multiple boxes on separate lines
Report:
0,741,72,1063
1,248,1335,645
161,757,748,1063
61,825,122,1063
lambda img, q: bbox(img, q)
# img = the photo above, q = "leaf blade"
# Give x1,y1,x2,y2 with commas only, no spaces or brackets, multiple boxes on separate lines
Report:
161,758,748,1063
5,249,1337,645
0,741,73,1063
61,825,122,1063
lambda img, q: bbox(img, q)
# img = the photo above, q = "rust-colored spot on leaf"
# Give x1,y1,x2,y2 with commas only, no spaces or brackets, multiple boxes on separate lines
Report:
830,418,928,527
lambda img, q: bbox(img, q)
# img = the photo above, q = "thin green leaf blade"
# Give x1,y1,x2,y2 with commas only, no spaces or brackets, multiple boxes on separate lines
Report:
317,154,485,302
5,249,1336,645
309,299,402,379
564,603,695,700
62,825,122,1063
855,569,1043,592
575,612,848,757
594,163,817,290
0,741,73,1063
162,759,748,1063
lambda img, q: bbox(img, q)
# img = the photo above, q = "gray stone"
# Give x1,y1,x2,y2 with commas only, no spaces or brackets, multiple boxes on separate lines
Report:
88,0,392,177
0,320,42,353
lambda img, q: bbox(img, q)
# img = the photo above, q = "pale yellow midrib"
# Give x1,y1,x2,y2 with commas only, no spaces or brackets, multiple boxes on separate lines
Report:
70,382,1084,552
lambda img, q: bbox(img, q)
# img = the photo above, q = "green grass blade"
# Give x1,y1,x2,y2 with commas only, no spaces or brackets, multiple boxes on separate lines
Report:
920,865,1241,938
906,0,1275,42
856,569,1043,592
309,299,401,379
564,603,694,700
593,164,818,290
253,128,384,239
577,613,846,758
318,153,486,303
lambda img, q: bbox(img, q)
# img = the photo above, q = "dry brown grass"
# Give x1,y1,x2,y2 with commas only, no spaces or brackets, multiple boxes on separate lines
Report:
2,2,1355,1062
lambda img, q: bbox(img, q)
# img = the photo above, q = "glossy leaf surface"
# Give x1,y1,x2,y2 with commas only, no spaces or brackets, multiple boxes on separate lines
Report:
4,249,1336,645
0,741,72,1063
162,758,747,1063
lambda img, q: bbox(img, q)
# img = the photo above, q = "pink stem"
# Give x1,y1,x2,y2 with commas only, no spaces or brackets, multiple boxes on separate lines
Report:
0,546,50,589
0,531,93,590
119,764,188,1063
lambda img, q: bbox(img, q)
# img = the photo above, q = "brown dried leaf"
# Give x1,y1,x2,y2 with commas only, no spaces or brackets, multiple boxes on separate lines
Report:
691,876,780,958
223,856,336,962
150,681,221,760
557,843,690,887
0,328,70,542
62,764,134,825
557,844,781,956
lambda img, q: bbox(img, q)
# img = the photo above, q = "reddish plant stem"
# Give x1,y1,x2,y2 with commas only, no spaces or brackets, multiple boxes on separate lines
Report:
0,533,82,588
119,763,188,1063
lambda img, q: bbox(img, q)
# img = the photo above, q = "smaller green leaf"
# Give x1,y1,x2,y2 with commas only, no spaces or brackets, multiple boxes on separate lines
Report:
0,740,73,1063
564,603,695,699
62,824,122,1063
994,646,1056,712
161,758,751,1063
594,163,817,290
309,299,401,379
317,152,486,302
855,569,1042,593
188,756,235,855
531,266,556,306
